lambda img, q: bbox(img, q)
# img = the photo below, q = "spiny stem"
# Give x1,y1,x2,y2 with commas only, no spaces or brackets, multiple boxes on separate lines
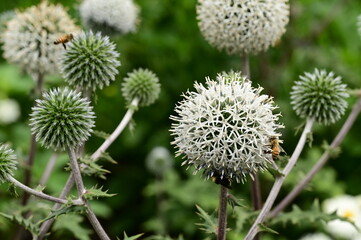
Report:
245,118,314,240
270,97,361,217
217,185,228,240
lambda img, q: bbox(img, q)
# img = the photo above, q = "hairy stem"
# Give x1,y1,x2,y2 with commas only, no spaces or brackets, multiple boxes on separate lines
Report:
217,185,228,240
245,118,314,240
270,97,361,217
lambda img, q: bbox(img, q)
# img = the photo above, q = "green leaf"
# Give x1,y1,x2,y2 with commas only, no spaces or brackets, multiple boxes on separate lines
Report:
39,205,86,224
99,151,117,164
80,155,111,179
144,235,184,240
227,194,246,210
84,186,116,200
195,205,218,235
0,212,39,237
93,130,110,139
53,214,92,240
266,166,284,179
122,232,144,240
258,223,279,234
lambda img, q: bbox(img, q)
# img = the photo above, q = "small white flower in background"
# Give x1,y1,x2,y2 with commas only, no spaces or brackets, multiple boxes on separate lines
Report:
196,0,289,55
357,15,361,38
0,99,20,124
79,0,140,36
146,147,174,176
299,233,332,240
170,71,283,183
323,195,361,239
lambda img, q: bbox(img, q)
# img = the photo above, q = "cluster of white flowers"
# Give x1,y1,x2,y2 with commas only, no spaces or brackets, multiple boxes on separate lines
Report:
1,1,79,79
79,0,139,36
196,0,289,55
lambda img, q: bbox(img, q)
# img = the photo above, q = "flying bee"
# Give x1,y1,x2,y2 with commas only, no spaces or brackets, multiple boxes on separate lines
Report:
54,33,73,49
211,171,232,189
268,136,285,160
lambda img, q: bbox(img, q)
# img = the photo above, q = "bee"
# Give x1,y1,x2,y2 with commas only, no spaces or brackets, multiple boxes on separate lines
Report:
269,136,285,160
211,171,232,189
54,33,74,49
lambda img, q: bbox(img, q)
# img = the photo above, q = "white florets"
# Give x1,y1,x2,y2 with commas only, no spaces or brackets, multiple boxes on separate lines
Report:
170,72,283,183
79,0,140,36
196,0,289,55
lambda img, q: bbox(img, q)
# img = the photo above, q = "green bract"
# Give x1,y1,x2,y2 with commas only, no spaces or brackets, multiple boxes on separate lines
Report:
30,88,95,150
0,144,17,183
121,68,161,107
61,31,120,92
291,69,349,125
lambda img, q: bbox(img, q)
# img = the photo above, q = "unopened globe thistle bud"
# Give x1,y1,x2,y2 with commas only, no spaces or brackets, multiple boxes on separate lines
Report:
61,31,121,92
79,0,140,36
2,1,79,78
291,69,349,125
146,146,174,176
30,88,95,151
196,0,289,55
170,71,283,183
0,144,17,183
122,68,161,107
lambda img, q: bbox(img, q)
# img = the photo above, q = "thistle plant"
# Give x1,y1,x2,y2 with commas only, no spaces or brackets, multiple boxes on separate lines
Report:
0,144,17,183
61,31,121,93
291,69,349,125
29,88,95,151
79,0,140,36
196,0,290,55
122,68,161,107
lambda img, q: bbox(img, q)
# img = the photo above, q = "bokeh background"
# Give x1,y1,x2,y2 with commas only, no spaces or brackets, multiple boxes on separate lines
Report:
0,0,361,239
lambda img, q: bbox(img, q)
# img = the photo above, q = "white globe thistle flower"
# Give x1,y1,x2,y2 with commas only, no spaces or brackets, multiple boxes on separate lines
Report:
0,99,20,124
323,195,361,239
299,233,332,240
196,0,289,55
79,0,140,36
146,146,174,176
170,72,283,183
291,69,349,125
1,1,80,79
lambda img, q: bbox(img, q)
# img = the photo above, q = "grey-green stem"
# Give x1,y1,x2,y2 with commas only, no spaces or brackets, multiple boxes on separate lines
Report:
245,118,315,240
270,97,361,217
217,185,228,240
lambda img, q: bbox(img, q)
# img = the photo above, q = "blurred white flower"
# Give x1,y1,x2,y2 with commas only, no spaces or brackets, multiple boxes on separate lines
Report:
146,146,174,176
323,195,361,239
299,233,332,240
79,0,140,36
0,99,20,124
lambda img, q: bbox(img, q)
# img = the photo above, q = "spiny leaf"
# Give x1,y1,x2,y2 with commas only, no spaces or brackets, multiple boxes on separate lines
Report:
99,151,117,164
0,212,39,236
122,232,144,240
84,186,116,200
93,130,110,140
80,155,110,179
227,194,246,210
195,205,218,234
38,205,86,224
258,223,278,234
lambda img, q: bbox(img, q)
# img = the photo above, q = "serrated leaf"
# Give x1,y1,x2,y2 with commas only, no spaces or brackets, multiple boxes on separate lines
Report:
93,130,110,139
53,214,92,240
38,205,86,224
258,223,279,234
227,194,246,210
84,186,116,200
195,205,218,234
0,212,39,236
122,232,144,240
80,155,110,179
99,151,117,164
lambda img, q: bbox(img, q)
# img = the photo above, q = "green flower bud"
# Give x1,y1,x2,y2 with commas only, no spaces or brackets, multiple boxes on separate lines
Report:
0,144,17,183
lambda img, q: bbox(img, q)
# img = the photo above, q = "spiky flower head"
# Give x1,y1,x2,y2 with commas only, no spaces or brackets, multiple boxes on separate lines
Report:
61,31,121,92
1,1,79,78
79,0,140,36
122,68,161,107
0,144,17,183
196,0,289,55
290,69,349,125
170,71,283,183
30,88,95,151
146,146,174,176
0,11,15,37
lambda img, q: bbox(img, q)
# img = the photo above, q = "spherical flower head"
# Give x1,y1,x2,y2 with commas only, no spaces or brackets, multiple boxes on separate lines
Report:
323,195,361,239
290,69,349,125
170,71,283,183
1,1,80,78
30,88,95,151
0,11,15,37
196,0,289,55
146,146,174,176
0,99,21,124
61,31,121,92
299,233,332,240
0,144,17,183
122,68,161,107
79,0,140,36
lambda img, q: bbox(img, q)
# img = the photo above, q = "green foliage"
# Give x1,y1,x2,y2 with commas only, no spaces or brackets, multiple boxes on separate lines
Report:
195,205,218,235
144,235,184,240
93,130,111,140
80,154,112,179
0,212,39,237
53,214,92,240
40,205,86,224
84,186,116,200
122,232,144,240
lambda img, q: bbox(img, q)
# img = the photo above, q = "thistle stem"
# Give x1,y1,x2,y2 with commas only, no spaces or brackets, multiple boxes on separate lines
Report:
21,134,37,205
270,97,361,217
217,185,228,240
245,118,314,240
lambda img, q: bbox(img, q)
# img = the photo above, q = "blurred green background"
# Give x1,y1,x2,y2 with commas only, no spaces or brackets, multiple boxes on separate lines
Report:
0,0,361,239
